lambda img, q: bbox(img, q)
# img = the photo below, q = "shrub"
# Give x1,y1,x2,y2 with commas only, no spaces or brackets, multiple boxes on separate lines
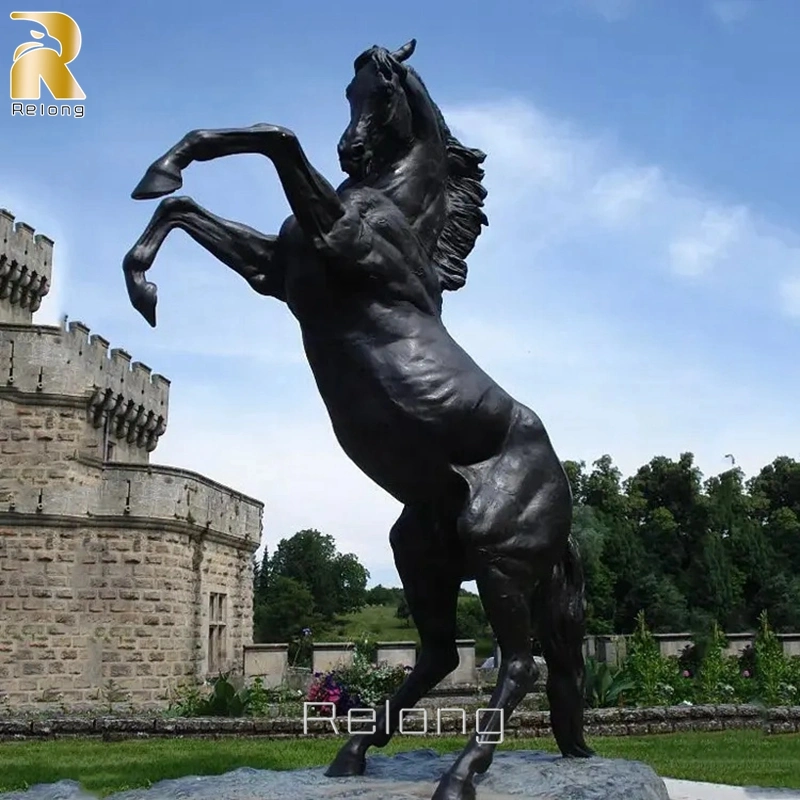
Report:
693,622,743,704
583,656,635,708
167,674,286,717
754,610,800,706
621,611,682,706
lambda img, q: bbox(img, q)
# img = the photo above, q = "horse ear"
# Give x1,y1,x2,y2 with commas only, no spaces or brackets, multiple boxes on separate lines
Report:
391,39,416,62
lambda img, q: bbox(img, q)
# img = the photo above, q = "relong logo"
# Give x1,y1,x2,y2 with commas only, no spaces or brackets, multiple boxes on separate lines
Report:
10,11,85,117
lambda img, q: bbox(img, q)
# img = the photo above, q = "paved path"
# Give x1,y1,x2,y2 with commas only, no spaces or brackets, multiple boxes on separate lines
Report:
664,779,800,800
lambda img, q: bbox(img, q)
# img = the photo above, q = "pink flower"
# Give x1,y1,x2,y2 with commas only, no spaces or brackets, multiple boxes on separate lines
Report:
682,670,691,678
742,670,751,678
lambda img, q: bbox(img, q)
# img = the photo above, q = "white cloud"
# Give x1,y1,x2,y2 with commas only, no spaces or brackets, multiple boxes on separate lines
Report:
780,275,800,319
445,101,799,301
668,205,749,277
588,166,661,226
709,0,754,25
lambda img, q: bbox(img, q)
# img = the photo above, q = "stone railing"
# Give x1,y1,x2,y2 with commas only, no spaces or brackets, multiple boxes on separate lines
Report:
244,633,800,689
584,632,800,667
243,644,289,689
1,705,797,741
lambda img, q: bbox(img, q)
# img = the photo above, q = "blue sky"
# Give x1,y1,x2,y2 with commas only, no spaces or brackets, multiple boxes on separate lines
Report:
2,0,799,588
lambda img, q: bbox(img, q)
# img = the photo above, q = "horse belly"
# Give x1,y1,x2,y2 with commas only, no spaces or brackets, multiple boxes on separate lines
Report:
310,353,513,504
324,391,454,504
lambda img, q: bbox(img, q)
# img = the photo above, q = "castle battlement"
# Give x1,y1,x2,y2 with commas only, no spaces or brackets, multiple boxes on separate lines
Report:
1,320,170,457
0,208,53,324
0,213,170,460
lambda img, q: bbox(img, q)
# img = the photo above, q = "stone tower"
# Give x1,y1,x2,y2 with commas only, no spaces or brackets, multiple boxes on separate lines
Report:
0,209,263,711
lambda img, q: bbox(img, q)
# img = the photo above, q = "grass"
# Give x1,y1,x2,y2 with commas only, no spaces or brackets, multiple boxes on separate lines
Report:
2,731,800,796
326,602,421,644
325,602,494,659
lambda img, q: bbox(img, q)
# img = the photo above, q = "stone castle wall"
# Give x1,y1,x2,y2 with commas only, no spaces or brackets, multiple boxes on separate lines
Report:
0,209,263,711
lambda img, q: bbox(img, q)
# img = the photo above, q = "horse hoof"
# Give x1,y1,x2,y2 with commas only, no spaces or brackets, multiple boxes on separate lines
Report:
563,743,595,758
324,749,366,778
431,774,476,800
122,256,158,327
131,162,183,200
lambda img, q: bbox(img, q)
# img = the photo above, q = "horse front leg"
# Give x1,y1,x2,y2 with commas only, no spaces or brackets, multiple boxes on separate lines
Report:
122,196,285,326
131,124,345,255
326,506,462,778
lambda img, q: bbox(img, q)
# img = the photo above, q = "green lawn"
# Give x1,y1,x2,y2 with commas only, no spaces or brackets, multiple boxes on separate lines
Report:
328,602,421,644
2,731,799,796
328,602,494,658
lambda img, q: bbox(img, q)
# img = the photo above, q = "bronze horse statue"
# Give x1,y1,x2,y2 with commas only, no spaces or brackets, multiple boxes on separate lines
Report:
123,38,593,800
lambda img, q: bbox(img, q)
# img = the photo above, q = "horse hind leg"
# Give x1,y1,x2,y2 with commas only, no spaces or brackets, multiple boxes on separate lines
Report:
325,504,462,779
535,535,595,758
432,554,542,800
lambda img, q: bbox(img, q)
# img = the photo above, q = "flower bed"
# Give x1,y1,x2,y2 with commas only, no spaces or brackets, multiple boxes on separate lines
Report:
584,611,800,709
306,637,411,716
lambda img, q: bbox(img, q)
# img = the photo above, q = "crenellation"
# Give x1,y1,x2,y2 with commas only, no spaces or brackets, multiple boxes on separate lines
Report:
132,361,152,379
67,320,90,341
88,333,110,360
0,210,53,325
2,322,170,459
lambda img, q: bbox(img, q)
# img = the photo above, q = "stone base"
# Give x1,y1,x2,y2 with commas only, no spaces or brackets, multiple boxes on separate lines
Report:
0,749,670,799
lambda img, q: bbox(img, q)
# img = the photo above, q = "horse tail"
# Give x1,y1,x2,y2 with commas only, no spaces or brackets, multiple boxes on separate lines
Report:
535,534,586,669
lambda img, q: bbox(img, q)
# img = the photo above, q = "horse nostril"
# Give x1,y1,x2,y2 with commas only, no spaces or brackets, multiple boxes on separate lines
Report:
345,142,365,159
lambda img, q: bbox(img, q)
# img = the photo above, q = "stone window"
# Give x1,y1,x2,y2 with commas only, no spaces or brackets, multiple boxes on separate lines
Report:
208,592,227,674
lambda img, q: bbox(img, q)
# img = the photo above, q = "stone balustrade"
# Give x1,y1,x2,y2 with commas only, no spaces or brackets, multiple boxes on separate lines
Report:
243,644,288,688
241,632,800,690
376,641,416,669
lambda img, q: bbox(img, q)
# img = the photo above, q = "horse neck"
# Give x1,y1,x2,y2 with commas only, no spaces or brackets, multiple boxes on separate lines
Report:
380,71,450,253
378,140,447,246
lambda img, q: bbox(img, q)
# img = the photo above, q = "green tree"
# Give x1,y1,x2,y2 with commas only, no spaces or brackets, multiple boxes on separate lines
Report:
625,452,708,583
456,595,489,640
269,529,369,618
396,594,411,625
254,576,315,643
562,459,587,503
366,585,402,606
332,552,370,613
253,547,271,608
626,573,688,632
687,531,744,628
571,504,615,633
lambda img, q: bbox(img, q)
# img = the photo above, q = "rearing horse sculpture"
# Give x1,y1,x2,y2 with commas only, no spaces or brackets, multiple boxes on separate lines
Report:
123,39,593,800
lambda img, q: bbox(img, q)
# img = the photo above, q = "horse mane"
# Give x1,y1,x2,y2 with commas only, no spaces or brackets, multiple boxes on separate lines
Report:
402,64,489,293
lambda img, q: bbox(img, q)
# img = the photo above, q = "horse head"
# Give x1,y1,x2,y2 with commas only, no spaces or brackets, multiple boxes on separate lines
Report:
337,40,419,180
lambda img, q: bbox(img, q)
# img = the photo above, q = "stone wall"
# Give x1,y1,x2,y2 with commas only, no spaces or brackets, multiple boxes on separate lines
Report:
0,493,260,711
1,704,796,741
0,525,197,708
